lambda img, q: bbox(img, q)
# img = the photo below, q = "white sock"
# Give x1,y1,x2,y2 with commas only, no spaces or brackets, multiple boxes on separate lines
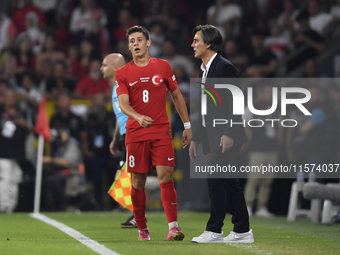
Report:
168,221,178,230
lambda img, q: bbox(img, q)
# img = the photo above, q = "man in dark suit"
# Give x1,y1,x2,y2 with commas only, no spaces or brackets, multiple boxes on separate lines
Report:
189,25,254,243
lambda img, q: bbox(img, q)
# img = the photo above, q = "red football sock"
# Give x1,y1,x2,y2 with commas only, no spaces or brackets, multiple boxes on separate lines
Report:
131,186,147,230
160,180,178,223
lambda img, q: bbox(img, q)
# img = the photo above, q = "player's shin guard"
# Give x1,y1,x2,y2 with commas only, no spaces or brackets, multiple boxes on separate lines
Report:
160,180,178,223
131,186,147,230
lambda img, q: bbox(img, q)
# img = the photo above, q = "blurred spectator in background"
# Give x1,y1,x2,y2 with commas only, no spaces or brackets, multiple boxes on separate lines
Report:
116,39,132,62
50,92,85,145
0,9,17,54
84,92,116,210
0,53,15,85
55,0,74,31
207,0,242,27
220,20,236,41
78,39,100,75
113,9,135,42
277,0,299,40
33,0,58,29
13,36,35,83
0,89,29,213
246,32,278,77
65,44,88,81
70,0,107,45
331,0,340,22
45,60,76,100
11,0,46,33
288,11,324,71
264,22,293,59
0,79,10,110
165,16,188,54
55,0,74,27
327,85,340,164
162,38,194,77
303,59,321,78
308,0,332,35
42,127,85,211
16,72,41,128
17,11,45,55
69,0,92,33
16,72,41,164
85,7,110,56
142,0,169,25
148,22,165,57
69,0,108,56
287,86,328,181
331,0,340,24
36,58,53,95
243,85,282,217
53,0,74,52
324,0,340,38
74,60,111,99
207,0,242,38
35,34,65,75
223,39,249,75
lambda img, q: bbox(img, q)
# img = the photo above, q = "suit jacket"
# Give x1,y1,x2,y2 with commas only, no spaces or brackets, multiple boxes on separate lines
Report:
192,54,247,154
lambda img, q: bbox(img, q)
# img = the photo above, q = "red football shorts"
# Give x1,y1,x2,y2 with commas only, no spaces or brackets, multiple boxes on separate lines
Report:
126,139,175,174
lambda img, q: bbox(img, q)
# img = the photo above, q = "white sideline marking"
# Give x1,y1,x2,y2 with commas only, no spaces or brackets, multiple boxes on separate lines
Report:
227,244,273,255
30,213,120,255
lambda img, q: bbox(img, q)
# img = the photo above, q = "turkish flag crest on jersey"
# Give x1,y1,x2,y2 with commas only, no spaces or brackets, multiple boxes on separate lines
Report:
152,74,164,87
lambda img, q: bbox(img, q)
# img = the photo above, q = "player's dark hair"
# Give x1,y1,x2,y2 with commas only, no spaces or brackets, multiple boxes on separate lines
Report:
193,25,223,54
126,25,150,41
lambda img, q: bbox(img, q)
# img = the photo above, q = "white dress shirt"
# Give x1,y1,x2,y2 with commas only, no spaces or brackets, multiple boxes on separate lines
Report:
200,53,217,127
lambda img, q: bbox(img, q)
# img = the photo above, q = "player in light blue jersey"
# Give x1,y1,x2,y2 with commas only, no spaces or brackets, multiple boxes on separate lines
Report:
101,53,136,228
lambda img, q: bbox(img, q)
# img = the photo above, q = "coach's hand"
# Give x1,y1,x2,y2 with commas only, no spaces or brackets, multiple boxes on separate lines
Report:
189,141,198,161
220,135,234,154
182,128,191,149
137,115,154,128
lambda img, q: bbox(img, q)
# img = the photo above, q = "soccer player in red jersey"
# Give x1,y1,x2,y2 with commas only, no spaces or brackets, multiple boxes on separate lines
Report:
115,25,191,241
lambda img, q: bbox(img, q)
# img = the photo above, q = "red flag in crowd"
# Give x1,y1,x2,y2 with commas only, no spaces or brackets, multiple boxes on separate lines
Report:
34,97,51,142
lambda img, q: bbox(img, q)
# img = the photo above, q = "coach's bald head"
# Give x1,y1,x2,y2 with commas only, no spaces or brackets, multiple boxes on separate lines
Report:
101,53,126,81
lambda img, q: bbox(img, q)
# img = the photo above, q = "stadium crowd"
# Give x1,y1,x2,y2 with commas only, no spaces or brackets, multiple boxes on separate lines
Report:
1,0,340,214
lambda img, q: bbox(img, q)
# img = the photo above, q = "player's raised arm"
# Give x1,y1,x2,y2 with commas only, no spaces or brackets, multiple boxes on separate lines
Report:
169,88,191,148
118,94,154,128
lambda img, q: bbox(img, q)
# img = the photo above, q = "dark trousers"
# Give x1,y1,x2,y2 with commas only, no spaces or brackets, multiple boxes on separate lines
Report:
206,145,249,234
91,156,113,205
41,173,68,211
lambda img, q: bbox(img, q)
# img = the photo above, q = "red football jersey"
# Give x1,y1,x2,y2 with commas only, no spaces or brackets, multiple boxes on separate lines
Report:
116,57,178,143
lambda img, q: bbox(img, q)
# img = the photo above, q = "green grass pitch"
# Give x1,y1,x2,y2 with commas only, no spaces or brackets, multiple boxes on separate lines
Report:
1,212,340,255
